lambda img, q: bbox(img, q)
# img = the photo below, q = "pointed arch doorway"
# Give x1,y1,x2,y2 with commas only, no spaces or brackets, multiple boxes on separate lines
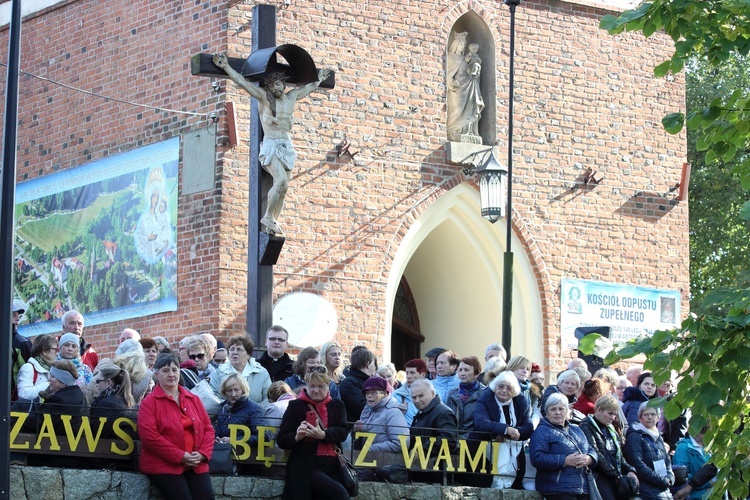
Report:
391,277,424,369
385,183,543,365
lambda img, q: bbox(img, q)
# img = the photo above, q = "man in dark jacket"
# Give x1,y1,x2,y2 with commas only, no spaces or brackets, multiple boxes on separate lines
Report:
338,346,376,423
409,378,458,483
257,325,294,382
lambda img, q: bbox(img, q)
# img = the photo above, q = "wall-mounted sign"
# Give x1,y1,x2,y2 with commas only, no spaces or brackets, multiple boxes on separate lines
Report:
560,278,681,357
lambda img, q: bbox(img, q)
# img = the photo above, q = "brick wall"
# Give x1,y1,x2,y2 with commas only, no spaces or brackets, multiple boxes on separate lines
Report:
3,0,687,369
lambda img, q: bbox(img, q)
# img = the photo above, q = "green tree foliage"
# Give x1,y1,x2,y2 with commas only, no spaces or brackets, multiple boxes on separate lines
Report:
597,2,750,497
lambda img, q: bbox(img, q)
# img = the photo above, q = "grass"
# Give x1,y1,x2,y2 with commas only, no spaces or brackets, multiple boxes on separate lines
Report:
16,192,121,253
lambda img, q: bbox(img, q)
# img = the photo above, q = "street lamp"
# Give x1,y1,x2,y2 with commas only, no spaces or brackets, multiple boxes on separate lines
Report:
476,151,508,222
476,0,521,358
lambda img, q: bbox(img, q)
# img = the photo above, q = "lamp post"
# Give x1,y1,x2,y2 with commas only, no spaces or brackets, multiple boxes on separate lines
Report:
478,0,520,358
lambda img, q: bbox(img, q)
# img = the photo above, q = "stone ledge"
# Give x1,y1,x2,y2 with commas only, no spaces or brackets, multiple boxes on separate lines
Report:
11,466,543,499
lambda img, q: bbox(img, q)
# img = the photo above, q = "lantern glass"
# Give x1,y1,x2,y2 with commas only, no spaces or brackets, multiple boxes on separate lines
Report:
477,154,507,223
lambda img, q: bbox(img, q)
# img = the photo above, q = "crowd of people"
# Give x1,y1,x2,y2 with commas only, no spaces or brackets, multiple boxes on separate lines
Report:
9,301,716,499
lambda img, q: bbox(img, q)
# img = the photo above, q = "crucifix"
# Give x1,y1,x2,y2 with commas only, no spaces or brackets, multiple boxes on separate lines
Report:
191,4,334,345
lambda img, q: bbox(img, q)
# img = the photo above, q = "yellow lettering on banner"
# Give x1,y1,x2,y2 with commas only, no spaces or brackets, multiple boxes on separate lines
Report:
400,435,434,469
34,414,60,451
353,432,377,467
457,439,487,473
255,426,276,467
61,415,104,451
490,441,500,474
10,412,30,450
230,424,253,460
433,439,454,471
111,418,136,455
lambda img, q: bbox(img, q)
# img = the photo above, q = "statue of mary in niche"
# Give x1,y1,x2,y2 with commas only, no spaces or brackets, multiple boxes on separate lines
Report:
446,32,484,144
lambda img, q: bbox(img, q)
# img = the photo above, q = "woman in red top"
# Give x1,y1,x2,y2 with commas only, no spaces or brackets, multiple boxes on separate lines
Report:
277,367,349,499
138,352,215,499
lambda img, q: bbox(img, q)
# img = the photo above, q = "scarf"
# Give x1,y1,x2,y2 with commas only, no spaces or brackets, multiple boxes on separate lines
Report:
298,390,336,457
35,356,50,371
459,380,480,403
96,384,119,402
632,422,660,440
590,415,622,467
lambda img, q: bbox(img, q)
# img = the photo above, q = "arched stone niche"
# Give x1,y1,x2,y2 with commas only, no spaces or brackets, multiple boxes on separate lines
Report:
446,11,496,147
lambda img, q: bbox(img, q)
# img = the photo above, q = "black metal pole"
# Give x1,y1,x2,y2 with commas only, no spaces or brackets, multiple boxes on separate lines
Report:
1,0,23,495
502,0,520,358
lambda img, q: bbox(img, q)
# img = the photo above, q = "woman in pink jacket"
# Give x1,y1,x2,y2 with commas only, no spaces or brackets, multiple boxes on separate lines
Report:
138,352,215,499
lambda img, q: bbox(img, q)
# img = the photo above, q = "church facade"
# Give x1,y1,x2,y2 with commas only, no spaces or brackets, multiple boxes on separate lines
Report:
3,0,688,374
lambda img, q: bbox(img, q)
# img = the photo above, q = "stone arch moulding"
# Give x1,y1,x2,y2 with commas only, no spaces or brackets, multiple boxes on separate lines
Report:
444,7,497,146
382,182,546,365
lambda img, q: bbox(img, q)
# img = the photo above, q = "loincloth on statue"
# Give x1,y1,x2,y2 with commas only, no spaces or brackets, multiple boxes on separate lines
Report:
259,139,296,172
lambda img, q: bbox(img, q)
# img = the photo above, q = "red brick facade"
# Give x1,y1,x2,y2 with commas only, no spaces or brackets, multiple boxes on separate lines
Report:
3,0,688,373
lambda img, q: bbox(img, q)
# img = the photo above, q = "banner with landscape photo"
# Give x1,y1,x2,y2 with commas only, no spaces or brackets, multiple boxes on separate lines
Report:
14,138,179,336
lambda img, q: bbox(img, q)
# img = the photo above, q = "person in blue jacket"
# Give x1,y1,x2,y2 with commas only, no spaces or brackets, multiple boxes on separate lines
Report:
623,402,675,500
472,370,534,489
621,372,658,426
530,392,598,499
215,373,265,445
672,427,712,499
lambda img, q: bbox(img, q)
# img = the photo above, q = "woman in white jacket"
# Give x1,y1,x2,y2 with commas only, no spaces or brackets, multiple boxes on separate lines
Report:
16,334,58,401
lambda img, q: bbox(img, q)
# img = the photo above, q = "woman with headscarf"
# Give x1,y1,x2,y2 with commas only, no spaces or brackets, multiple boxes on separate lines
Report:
57,332,93,387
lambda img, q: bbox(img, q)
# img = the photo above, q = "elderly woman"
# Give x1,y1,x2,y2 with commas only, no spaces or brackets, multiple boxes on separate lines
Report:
215,373,264,445
472,370,534,489
138,352,215,499
621,372,658,426
210,335,271,407
90,360,137,438
352,376,410,479
16,334,57,401
530,392,598,500
186,336,214,381
139,338,160,369
446,356,486,440
540,369,580,417
57,332,93,387
320,341,345,384
377,362,400,390
579,394,639,499
277,368,349,500
624,402,674,499
284,346,340,399
114,339,154,403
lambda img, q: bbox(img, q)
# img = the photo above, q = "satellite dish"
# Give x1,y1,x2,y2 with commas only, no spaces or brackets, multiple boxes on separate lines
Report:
273,292,338,347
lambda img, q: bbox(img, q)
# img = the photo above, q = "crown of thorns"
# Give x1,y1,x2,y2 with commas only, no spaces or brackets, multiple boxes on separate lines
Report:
263,71,289,84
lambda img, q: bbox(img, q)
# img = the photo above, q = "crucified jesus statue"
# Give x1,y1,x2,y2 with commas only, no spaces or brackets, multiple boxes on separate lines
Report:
213,53,331,236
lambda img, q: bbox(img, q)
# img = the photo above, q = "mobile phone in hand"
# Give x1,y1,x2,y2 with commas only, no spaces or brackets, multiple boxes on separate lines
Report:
306,410,317,426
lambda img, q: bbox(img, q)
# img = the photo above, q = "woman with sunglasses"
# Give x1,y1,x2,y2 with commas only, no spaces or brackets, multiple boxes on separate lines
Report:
277,367,349,499
186,337,214,381
90,359,137,438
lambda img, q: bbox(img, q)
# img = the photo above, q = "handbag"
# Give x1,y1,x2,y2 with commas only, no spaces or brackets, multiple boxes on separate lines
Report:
672,464,688,487
191,379,222,416
307,404,360,497
586,468,604,500
617,474,639,499
209,441,236,475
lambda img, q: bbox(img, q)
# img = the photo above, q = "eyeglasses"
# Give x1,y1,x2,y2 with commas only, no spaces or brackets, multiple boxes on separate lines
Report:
189,353,206,360
228,347,247,353
95,379,109,384
307,366,327,373
495,384,514,391
268,337,287,343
